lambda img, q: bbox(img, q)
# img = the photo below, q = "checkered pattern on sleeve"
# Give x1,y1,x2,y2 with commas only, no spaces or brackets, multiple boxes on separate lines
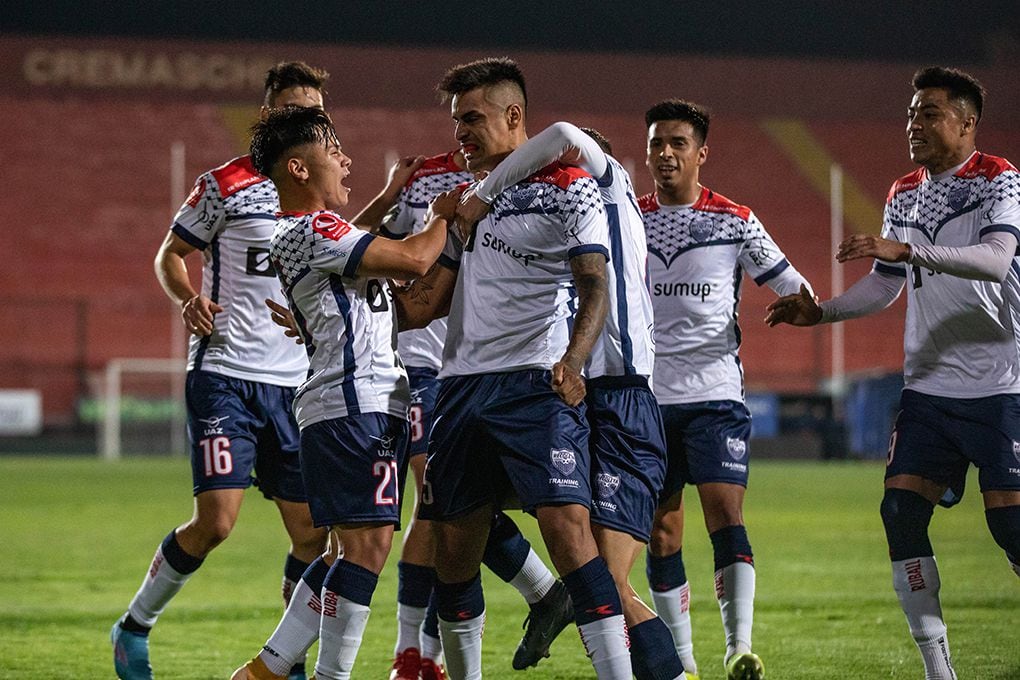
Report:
224,180,279,217
404,171,472,209
270,218,313,289
989,169,1020,210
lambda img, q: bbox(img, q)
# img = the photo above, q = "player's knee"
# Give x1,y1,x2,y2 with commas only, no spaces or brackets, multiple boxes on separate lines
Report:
648,512,683,556
985,505,1020,569
340,529,393,574
291,526,329,558
880,488,935,561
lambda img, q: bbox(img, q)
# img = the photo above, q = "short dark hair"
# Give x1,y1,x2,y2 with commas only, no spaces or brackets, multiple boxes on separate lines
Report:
263,61,330,107
436,57,527,109
580,127,613,156
644,99,711,146
249,106,339,178
912,66,985,121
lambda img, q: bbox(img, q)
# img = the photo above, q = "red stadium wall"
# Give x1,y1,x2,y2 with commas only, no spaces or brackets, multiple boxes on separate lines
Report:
1,36,1018,424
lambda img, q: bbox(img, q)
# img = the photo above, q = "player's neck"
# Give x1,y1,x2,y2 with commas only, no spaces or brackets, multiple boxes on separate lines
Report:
656,182,701,207
924,145,976,177
278,185,327,214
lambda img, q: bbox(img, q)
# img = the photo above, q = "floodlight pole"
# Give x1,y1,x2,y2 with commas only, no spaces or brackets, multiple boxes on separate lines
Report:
170,141,187,457
830,163,846,413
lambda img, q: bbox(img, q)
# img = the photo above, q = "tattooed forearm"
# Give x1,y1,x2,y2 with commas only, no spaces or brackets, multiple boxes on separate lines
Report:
391,262,455,330
562,253,609,371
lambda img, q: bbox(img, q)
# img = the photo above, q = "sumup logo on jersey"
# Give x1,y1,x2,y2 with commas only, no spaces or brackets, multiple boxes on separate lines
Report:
947,184,970,211
596,473,621,499
690,216,715,243
726,436,747,461
550,448,577,476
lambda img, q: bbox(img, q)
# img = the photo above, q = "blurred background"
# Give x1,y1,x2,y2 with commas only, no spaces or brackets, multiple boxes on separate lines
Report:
2,1,1018,460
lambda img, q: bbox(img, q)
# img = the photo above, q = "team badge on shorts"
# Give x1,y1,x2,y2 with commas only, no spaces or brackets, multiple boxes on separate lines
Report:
550,448,577,476
511,183,541,211
690,216,715,243
947,184,970,211
726,436,747,461
596,472,621,499
1013,440,1020,463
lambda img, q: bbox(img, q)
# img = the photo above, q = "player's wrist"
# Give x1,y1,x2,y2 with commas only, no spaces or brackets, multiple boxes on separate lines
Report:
898,242,912,263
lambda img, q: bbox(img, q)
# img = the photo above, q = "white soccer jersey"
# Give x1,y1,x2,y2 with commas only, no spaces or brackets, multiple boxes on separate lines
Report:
878,152,1020,398
641,189,803,404
440,163,611,378
172,156,307,386
382,152,472,372
270,210,410,428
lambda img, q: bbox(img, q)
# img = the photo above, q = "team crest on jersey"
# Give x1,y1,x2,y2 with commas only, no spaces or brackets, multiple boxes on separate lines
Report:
596,473,621,499
185,178,206,208
511,183,541,211
947,184,970,211
312,213,352,241
550,448,577,476
726,436,747,461
690,216,715,243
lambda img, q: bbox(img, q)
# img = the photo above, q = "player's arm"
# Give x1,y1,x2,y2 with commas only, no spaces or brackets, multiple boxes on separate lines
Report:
350,155,425,233
838,231,1018,283
390,261,458,330
154,231,223,337
555,252,609,406
356,188,462,280
457,122,609,225
766,270,904,327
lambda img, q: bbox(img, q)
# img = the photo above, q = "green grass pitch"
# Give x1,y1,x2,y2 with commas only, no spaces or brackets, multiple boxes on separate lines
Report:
1,457,1017,679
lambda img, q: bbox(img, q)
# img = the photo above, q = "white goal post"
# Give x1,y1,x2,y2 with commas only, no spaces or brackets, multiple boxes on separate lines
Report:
99,358,186,460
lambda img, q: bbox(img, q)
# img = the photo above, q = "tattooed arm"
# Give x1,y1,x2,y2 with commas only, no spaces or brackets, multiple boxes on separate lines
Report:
391,261,458,330
553,251,609,406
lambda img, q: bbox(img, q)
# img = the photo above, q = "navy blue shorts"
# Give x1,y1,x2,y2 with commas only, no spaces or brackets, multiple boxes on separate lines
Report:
659,400,752,500
888,389,1020,507
186,370,305,502
419,370,592,521
300,413,410,528
587,378,667,543
407,366,440,457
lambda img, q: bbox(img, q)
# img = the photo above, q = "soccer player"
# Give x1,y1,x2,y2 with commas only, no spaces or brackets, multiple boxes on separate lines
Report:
232,105,458,680
351,153,573,678
111,61,330,680
765,66,1020,680
640,99,813,680
393,57,630,680
458,121,686,679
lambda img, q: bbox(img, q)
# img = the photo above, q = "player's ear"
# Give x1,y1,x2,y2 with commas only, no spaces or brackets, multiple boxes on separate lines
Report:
506,103,523,130
286,155,309,184
697,144,709,166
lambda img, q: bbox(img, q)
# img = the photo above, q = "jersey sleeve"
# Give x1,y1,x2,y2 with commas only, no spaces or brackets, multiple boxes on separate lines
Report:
439,229,464,270
379,187,416,240
736,212,794,285
307,213,376,278
979,170,1020,242
171,171,226,249
874,201,908,278
558,176,610,260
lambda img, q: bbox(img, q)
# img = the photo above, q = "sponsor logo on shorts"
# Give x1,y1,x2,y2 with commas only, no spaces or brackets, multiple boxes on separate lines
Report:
721,461,747,473
550,448,577,476
595,499,618,512
370,434,396,458
726,436,747,461
596,473,621,499
199,415,229,436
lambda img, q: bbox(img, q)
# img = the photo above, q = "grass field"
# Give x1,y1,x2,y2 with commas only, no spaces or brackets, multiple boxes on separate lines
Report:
1,457,1017,679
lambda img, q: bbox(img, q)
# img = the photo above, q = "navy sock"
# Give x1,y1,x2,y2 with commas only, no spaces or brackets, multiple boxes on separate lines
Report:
986,505,1020,563
323,559,379,607
646,547,687,592
709,525,754,571
301,556,331,593
285,554,312,585
630,618,685,680
562,556,622,625
397,561,437,608
436,573,485,622
880,488,935,561
482,512,531,583
162,530,204,575
119,614,150,634
423,590,440,638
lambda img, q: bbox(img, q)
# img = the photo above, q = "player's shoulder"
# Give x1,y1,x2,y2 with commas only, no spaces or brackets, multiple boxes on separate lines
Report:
886,167,926,203
527,162,594,190
957,152,1018,182
637,192,659,214
405,151,466,187
693,187,752,222
207,155,270,198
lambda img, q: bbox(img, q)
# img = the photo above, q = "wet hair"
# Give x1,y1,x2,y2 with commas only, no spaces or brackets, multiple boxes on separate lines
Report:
644,99,711,146
436,57,527,109
912,66,985,121
263,61,330,107
581,127,613,155
249,106,339,178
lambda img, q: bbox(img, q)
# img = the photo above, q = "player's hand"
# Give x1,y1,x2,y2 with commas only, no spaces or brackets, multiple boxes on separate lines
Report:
551,360,586,407
181,295,223,336
384,155,426,195
836,234,910,264
425,187,464,224
456,184,491,226
765,284,822,327
264,298,303,344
